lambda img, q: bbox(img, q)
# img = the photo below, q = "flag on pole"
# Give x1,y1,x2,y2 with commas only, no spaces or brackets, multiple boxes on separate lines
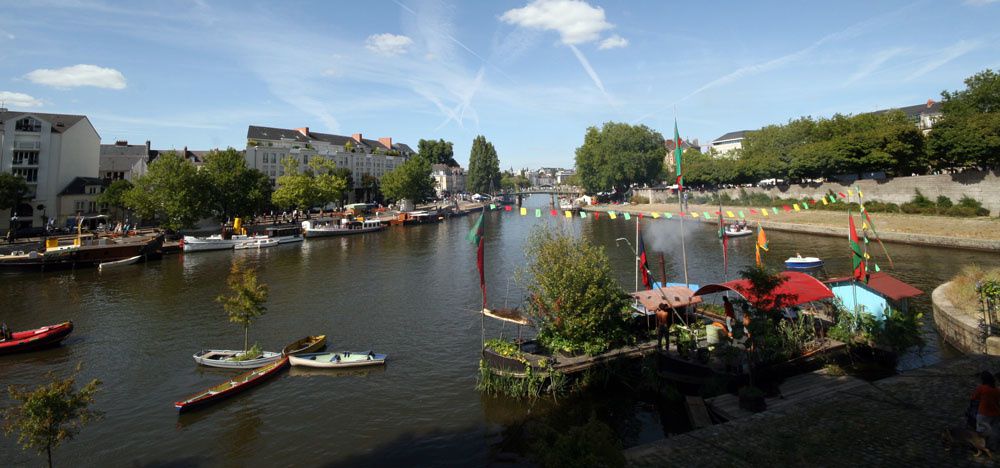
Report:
755,223,769,267
467,210,487,309
718,209,729,276
864,209,894,268
849,211,866,282
638,222,651,289
674,120,683,191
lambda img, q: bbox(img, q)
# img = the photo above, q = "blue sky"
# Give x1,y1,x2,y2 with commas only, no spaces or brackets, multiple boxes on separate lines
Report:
2,0,999,169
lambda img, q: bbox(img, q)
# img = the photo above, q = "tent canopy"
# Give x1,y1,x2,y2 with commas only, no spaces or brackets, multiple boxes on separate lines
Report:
825,272,923,302
693,271,834,308
632,286,703,311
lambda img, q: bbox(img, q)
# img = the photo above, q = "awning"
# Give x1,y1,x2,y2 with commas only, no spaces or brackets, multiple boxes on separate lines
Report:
632,286,703,311
693,271,834,307
825,272,923,302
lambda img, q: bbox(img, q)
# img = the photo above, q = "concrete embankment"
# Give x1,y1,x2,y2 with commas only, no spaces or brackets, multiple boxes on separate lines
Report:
932,281,1000,356
581,205,1000,252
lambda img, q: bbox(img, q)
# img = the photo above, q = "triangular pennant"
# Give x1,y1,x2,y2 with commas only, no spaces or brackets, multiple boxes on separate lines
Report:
624,212,631,220
520,207,527,216
535,208,541,218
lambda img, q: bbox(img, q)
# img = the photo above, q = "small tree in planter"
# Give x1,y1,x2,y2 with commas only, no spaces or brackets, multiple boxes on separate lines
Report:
217,261,269,355
521,227,632,356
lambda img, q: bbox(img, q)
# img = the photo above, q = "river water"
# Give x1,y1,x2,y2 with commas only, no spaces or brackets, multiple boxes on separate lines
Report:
1,196,995,466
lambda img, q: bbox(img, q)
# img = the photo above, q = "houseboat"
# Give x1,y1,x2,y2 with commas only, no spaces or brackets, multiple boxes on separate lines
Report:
301,219,386,238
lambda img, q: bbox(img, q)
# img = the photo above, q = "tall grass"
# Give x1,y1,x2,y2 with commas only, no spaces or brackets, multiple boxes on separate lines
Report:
945,265,1000,313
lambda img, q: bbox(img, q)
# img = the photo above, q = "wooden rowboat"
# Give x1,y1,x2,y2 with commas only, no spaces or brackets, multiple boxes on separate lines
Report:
281,335,327,356
0,321,74,355
175,356,289,412
193,349,281,369
289,351,387,369
99,255,142,270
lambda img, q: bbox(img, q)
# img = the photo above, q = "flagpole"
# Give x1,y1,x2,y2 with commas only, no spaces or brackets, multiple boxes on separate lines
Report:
674,110,689,287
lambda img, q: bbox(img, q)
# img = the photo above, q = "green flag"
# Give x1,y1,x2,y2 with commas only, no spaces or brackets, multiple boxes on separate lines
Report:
674,120,683,189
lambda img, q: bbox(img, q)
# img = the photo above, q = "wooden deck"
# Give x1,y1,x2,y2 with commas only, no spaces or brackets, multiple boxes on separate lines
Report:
549,340,661,374
706,367,870,422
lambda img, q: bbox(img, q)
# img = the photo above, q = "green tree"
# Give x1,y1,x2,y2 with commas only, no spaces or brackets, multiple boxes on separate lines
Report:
500,170,530,191
522,227,632,355
331,167,354,205
95,179,133,221
200,148,272,220
3,365,102,468
574,122,664,194
216,261,269,352
0,172,29,222
417,139,458,166
467,135,501,194
271,157,347,210
929,69,1000,170
360,174,381,203
380,155,435,203
941,68,1000,116
123,151,209,231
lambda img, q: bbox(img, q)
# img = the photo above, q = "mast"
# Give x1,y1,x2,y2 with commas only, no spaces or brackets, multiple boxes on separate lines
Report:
635,215,639,293
675,110,689,287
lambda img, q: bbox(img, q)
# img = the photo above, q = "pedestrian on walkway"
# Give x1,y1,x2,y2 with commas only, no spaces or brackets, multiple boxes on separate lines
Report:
971,371,1000,447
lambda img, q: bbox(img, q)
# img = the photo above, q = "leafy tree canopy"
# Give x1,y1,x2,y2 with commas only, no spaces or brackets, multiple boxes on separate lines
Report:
467,135,501,194
575,122,664,194
417,139,458,167
271,157,348,210
0,172,29,213
123,151,209,231
380,155,435,203
941,68,1000,116
217,261,269,352
200,148,272,220
500,170,531,191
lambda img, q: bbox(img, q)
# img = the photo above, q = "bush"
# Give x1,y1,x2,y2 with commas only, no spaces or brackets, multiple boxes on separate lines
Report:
936,195,953,209
629,195,649,205
958,195,990,216
945,265,1000,311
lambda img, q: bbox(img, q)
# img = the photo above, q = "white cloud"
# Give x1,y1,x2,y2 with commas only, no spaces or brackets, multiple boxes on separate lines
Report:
0,91,44,108
845,47,909,85
25,64,126,89
501,0,612,45
906,40,981,81
365,33,414,56
598,34,628,50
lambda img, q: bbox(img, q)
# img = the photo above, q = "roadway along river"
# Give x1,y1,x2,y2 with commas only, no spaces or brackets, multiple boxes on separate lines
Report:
1,196,994,466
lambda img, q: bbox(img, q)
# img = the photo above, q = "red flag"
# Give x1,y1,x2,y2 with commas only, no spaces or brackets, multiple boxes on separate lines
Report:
783,205,792,212
504,205,512,211
468,210,487,309
750,209,758,214
594,213,600,219
849,213,866,281
550,209,557,216
838,192,847,198
638,223,651,289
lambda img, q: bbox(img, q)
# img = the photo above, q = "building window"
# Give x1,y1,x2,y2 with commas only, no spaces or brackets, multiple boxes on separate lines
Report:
86,186,100,195
303,155,309,164
88,201,97,213
15,117,42,132
263,153,269,164
12,150,40,165
75,201,86,212
11,168,38,182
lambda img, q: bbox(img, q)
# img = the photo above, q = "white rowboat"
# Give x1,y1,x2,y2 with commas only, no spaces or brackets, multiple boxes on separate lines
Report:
193,349,282,369
289,351,387,368
98,255,142,270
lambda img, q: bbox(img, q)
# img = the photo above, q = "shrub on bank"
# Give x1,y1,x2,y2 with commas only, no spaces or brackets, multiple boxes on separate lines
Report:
944,265,1000,313
629,195,649,205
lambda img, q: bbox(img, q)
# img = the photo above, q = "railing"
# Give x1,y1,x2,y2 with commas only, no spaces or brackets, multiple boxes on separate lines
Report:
979,280,1000,337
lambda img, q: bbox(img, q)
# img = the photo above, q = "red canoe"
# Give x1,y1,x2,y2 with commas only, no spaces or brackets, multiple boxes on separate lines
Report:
175,356,289,412
0,321,74,355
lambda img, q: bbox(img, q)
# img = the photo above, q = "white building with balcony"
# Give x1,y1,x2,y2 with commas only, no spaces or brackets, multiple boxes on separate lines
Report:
0,110,100,230
244,126,415,203
431,163,466,196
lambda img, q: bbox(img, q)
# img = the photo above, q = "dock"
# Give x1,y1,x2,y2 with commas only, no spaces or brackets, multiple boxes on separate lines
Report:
549,340,661,374
706,366,869,422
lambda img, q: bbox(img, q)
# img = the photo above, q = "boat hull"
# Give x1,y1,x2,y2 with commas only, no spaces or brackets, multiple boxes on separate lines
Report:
193,349,281,369
303,226,386,238
0,235,163,271
281,335,327,356
723,229,753,238
0,322,74,355
785,258,824,269
289,351,387,368
175,356,289,412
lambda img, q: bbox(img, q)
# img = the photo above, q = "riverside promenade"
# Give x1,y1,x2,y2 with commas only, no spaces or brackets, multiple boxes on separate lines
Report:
626,355,998,467
583,203,1000,252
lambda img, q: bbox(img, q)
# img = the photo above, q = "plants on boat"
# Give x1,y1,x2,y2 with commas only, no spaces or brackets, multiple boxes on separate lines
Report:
3,364,102,468
476,359,566,399
827,306,924,354
217,261,269,353
232,343,263,362
521,227,632,356
484,338,521,359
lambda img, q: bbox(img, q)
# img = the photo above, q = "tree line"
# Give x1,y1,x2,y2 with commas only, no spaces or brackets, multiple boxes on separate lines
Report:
574,69,1000,193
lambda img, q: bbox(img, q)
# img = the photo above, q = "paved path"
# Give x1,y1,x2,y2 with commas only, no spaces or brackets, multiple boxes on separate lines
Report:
626,355,1000,467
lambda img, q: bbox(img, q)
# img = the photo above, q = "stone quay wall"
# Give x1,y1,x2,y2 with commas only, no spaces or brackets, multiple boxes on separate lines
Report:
717,169,1000,215
931,281,1000,355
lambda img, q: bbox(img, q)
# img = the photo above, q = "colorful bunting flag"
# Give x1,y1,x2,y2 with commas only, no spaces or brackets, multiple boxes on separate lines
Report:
665,213,673,219
822,197,829,206
761,208,769,217
624,213,631,220
755,223,769,267
750,209,758,214
703,211,711,219
783,205,792,212
849,212,866,281
738,210,745,218
520,207,527,216
489,204,496,210
594,212,600,219
579,212,587,218
565,211,572,218
610,212,617,219
550,209,557,216
793,204,800,211
692,212,700,218
674,120,684,191
726,210,735,218
802,203,809,210
652,212,660,219
772,207,779,214
535,208,541,218
504,205,512,211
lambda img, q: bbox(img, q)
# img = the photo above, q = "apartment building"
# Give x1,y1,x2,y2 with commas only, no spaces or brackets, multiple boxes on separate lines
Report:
431,163,466,196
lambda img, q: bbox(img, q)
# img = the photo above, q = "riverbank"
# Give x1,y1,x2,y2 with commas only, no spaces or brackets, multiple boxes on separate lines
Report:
583,203,1000,252
626,354,998,467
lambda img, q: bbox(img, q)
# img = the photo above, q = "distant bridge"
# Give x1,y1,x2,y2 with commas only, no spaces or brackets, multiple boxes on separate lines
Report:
509,187,584,196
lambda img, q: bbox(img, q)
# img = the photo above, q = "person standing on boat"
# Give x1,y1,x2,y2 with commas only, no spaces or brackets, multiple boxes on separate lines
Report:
971,371,1000,448
723,296,736,333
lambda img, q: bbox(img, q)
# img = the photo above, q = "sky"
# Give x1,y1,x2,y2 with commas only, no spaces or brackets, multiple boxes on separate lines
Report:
2,0,999,169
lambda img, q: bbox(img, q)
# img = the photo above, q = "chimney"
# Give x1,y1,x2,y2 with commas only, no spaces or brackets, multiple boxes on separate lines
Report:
378,137,392,149
115,140,128,146
145,140,151,153
295,127,310,137
352,133,363,143
926,99,935,108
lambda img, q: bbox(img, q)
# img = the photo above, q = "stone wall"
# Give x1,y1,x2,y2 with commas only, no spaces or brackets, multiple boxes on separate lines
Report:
718,169,1000,215
931,281,1000,355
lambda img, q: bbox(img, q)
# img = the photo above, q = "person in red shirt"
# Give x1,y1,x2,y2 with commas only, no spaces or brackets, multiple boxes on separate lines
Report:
971,371,1000,447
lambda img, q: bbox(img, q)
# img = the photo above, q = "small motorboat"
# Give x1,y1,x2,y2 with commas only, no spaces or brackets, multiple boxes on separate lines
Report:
98,255,142,270
175,356,289,412
234,238,279,250
193,349,282,369
281,335,327,356
289,351,387,368
0,321,74,355
785,256,825,270
723,226,753,237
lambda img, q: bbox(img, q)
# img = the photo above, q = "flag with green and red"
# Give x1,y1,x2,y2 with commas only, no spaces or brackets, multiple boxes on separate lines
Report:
468,209,487,308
